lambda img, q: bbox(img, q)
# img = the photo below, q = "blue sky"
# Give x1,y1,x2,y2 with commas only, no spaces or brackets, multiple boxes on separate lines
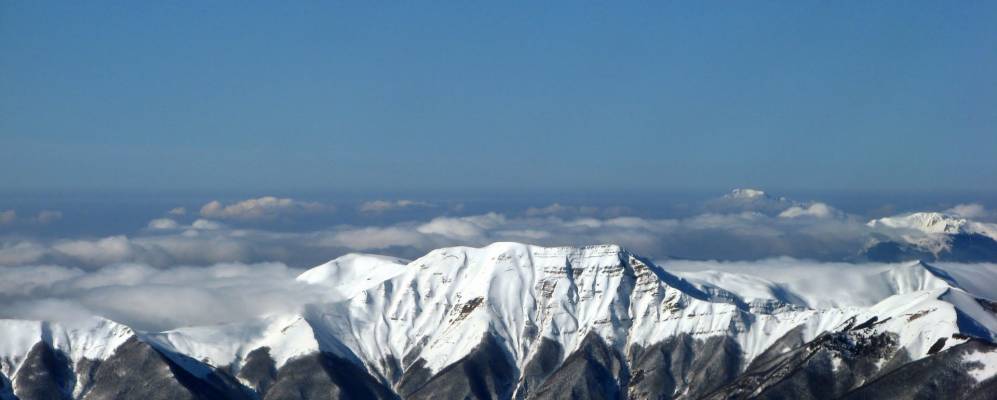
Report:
2,2,996,194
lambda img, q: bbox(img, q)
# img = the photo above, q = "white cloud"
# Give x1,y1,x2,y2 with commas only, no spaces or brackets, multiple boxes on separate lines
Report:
417,213,505,239
525,203,598,217
147,218,181,230
0,210,16,225
191,219,223,230
779,202,838,219
322,226,427,250
52,236,141,266
3,192,991,271
169,207,187,216
0,241,47,266
946,203,988,219
34,210,63,224
0,207,873,269
0,209,64,225
200,196,328,220
359,199,433,213
0,262,326,331
5,190,997,333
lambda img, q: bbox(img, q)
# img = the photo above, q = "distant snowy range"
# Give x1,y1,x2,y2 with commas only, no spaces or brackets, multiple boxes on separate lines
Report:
1,189,997,399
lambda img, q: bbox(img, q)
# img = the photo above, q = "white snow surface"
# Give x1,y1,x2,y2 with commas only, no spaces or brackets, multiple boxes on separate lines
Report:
726,188,769,200
1,242,995,387
963,348,997,383
0,316,132,377
668,259,997,307
143,314,321,376
295,253,410,300
867,212,997,255
292,244,993,382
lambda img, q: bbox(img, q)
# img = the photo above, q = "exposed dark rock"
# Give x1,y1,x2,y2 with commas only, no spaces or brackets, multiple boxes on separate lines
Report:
841,340,997,400
0,370,15,400
404,335,516,400
513,338,564,400
12,341,73,400
864,233,997,263
83,336,248,400
529,333,625,400
239,347,277,397
264,352,396,400
626,334,742,400
703,327,906,400
928,338,948,355
395,358,433,398
73,358,102,399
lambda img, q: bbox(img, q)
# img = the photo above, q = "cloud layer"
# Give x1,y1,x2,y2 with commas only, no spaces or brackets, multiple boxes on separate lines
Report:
200,196,329,220
4,190,990,270
0,262,324,331
2,191,996,331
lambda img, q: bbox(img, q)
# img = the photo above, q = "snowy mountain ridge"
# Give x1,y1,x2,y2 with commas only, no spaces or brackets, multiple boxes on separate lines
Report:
1,243,995,399
867,212,997,239
864,212,997,262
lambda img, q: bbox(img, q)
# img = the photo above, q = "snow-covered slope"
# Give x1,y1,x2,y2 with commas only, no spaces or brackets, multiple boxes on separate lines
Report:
670,260,976,308
300,244,841,380
0,317,133,376
142,314,322,375
295,253,409,300
0,316,134,399
865,212,997,262
869,212,997,239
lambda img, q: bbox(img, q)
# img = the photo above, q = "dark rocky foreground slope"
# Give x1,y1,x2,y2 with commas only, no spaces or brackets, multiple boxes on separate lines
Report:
2,329,994,400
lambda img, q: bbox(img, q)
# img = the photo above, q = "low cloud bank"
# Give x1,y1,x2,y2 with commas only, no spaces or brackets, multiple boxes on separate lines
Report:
3,190,993,269
0,262,325,331
1,190,996,330
0,211,872,268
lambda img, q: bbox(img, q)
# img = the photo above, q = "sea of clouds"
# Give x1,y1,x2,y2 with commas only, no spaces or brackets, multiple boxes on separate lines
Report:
1,190,994,331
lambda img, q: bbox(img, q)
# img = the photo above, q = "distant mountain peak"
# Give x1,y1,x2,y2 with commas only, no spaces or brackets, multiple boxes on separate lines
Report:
725,188,769,200
868,211,969,234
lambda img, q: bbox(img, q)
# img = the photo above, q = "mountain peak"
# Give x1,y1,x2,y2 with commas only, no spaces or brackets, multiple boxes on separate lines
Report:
883,259,960,295
296,253,409,300
725,188,768,200
868,211,969,234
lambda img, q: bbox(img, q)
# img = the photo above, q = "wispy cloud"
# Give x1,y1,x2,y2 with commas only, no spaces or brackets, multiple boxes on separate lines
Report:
524,203,599,217
945,203,991,219
778,202,840,219
0,209,63,225
359,199,434,213
200,196,329,220
168,207,187,216
0,210,15,225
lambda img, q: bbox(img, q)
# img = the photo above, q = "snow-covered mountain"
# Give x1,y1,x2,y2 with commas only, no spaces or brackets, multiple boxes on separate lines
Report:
2,243,995,399
864,212,997,263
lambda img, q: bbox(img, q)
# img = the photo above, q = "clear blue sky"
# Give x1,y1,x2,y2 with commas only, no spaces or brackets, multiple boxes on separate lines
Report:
2,2,995,194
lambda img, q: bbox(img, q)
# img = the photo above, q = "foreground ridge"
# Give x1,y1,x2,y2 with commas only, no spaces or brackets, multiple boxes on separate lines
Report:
1,242,995,399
